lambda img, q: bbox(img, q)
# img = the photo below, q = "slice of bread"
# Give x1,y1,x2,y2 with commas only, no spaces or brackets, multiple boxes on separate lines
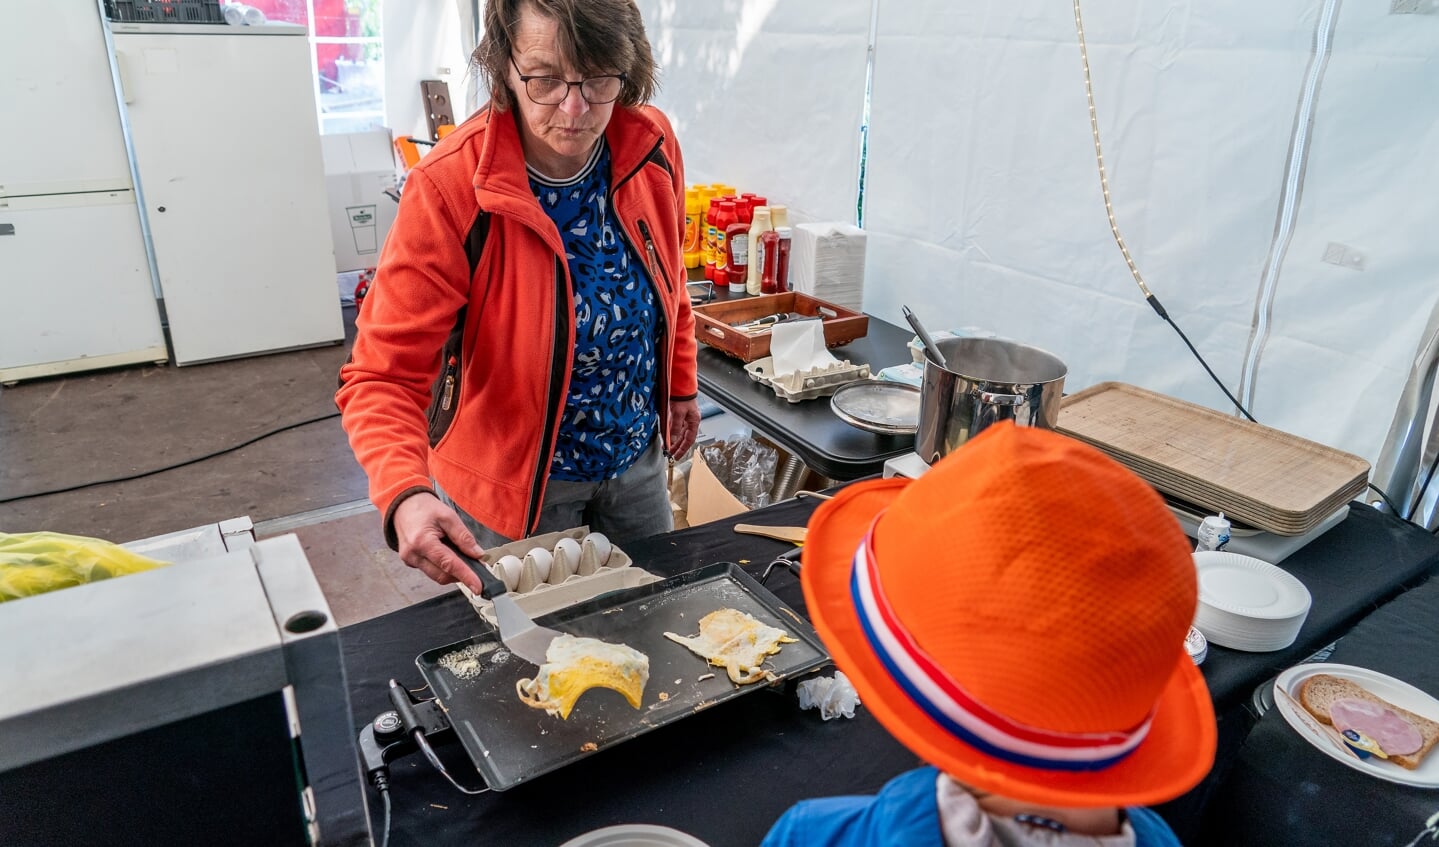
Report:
1298,673,1439,770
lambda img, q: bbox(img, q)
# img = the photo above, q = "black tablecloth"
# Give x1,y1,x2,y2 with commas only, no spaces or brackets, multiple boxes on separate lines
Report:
1198,572,1439,846
1196,504,1439,712
342,498,920,847
342,498,1439,846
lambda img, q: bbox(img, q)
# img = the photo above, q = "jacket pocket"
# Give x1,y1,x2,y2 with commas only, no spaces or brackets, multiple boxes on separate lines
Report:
425,306,467,447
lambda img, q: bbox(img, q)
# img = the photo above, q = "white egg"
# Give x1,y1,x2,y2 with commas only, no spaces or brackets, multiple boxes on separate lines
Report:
551,537,581,583
494,555,522,592
525,547,554,583
580,532,613,573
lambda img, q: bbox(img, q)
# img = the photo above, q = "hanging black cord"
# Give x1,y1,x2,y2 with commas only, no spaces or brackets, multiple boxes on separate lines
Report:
0,412,342,504
1404,449,1439,523
1366,482,1403,518
1141,295,1258,422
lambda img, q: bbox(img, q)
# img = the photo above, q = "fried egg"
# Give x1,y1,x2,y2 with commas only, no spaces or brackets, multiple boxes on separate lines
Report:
664,608,797,684
515,634,650,719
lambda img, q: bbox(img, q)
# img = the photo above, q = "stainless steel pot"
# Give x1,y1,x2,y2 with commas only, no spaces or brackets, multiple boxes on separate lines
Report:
916,337,1068,464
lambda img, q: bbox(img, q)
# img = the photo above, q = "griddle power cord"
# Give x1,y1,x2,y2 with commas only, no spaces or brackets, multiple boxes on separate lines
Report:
389,680,490,797
373,771,393,847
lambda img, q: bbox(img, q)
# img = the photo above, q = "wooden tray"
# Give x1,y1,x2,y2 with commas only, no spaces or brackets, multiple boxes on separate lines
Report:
692,293,868,362
1057,382,1370,535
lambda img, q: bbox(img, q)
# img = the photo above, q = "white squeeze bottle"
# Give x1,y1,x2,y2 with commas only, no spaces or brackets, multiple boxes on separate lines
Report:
746,207,773,295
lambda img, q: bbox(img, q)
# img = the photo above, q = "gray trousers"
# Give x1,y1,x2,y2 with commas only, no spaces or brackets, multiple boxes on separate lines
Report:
435,437,673,548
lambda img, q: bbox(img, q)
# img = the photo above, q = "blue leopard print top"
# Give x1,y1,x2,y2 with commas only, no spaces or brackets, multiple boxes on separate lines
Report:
529,140,660,482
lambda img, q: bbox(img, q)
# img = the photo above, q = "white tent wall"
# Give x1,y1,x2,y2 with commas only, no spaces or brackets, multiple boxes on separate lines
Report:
635,0,872,224
853,0,1439,471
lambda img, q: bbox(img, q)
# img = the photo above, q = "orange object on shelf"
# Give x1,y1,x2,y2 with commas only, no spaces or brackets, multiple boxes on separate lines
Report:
394,136,423,170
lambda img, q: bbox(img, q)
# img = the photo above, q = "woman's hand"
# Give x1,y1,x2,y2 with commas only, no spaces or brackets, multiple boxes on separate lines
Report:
668,398,701,459
392,493,486,593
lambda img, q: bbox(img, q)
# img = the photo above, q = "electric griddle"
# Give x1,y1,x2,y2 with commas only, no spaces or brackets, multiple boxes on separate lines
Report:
410,562,829,791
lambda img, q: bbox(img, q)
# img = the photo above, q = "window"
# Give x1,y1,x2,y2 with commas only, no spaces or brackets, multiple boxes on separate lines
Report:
243,0,385,134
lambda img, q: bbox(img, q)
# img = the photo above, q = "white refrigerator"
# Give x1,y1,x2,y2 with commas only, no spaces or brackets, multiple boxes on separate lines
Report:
110,21,342,365
0,1,167,384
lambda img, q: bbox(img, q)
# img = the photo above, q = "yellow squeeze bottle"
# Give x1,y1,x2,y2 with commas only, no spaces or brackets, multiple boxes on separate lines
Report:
683,188,703,269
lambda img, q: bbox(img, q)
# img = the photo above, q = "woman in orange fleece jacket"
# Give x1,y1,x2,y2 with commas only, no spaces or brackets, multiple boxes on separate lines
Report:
336,0,698,591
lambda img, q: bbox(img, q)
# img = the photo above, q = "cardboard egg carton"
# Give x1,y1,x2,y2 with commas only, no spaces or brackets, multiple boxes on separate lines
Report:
744,356,871,403
458,525,661,626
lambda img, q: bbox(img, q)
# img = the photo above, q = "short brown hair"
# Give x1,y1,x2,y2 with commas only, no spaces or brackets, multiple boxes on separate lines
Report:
473,0,658,112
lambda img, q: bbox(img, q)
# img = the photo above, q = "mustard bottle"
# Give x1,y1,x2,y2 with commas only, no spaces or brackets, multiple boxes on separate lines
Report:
683,188,703,270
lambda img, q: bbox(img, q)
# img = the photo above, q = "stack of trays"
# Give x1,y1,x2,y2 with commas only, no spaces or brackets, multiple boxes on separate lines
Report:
1057,382,1370,536
1193,551,1312,651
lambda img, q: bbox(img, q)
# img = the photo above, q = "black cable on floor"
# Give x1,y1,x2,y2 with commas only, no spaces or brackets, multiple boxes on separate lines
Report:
0,412,342,505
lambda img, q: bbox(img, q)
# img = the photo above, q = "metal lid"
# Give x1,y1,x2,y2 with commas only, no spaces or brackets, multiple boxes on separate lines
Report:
830,381,921,435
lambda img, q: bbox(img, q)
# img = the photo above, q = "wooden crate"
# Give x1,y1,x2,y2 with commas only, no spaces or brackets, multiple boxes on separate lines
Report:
692,293,869,362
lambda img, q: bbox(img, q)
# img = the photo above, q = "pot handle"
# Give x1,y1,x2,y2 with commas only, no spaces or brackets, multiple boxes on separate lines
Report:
978,391,1025,406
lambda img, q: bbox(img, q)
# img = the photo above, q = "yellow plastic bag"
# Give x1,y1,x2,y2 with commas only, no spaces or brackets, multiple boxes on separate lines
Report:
0,531,169,603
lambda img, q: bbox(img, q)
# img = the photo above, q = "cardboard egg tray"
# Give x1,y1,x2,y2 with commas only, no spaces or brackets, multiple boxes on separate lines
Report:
743,356,871,403
457,525,662,627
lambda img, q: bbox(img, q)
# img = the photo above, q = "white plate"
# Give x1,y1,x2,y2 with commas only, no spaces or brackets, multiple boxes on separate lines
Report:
1273,662,1439,789
559,824,712,847
1194,551,1311,619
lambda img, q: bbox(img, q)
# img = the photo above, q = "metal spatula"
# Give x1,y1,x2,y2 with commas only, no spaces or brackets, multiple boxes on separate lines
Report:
442,539,560,667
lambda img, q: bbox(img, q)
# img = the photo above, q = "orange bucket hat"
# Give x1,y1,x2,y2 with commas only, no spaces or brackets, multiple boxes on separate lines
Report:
802,422,1215,808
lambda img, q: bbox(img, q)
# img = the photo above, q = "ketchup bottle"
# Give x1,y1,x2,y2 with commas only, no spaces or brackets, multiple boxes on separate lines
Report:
725,201,752,293
759,228,781,294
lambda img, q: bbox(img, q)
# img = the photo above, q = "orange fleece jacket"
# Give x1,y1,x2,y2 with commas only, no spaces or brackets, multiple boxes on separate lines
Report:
336,105,695,544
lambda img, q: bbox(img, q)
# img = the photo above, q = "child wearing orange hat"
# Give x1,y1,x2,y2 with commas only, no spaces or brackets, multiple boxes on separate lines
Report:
763,422,1216,847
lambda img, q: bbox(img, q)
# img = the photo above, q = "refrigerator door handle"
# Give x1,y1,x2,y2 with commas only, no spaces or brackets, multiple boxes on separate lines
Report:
115,50,136,104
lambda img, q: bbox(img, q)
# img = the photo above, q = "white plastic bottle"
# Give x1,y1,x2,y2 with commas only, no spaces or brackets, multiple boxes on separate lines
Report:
745,207,773,296
1194,512,1231,553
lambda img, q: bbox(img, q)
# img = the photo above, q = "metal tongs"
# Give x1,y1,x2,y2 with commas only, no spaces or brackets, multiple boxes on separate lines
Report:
442,539,560,667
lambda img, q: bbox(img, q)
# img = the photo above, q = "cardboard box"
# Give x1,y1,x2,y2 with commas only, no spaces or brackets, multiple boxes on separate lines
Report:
682,437,821,527
685,450,750,526
320,130,399,273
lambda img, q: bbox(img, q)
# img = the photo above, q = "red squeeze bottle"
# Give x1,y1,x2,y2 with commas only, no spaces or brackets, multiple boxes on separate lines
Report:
725,230,749,292
759,229,781,294
713,201,738,281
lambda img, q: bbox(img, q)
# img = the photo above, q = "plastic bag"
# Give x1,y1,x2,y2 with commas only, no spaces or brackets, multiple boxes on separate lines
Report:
698,435,779,510
797,671,861,720
0,531,170,603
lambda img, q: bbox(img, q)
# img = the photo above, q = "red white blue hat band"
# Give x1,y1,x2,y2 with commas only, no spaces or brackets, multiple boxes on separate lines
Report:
849,517,1153,772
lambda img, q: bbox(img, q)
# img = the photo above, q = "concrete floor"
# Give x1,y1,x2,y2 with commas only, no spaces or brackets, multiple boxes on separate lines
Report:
0,305,450,624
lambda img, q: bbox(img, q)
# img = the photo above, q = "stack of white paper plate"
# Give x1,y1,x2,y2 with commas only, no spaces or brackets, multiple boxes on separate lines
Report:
1192,551,1312,651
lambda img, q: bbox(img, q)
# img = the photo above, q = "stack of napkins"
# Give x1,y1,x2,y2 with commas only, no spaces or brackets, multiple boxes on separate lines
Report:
790,222,866,312
770,319,839,377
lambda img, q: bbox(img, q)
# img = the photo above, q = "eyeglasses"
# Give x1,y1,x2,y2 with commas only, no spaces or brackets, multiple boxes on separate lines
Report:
510,55,625,106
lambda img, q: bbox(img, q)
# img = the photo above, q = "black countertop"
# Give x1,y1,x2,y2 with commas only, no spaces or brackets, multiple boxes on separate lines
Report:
694,308,917,480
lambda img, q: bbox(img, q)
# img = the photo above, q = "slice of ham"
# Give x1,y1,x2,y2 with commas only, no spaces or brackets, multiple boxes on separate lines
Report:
1329,698,1423,756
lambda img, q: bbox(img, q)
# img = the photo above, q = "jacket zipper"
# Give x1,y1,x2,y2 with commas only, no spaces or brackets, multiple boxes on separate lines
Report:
633,220,670,448
524,255,570,534
609,136,673,446
440,356,457,410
